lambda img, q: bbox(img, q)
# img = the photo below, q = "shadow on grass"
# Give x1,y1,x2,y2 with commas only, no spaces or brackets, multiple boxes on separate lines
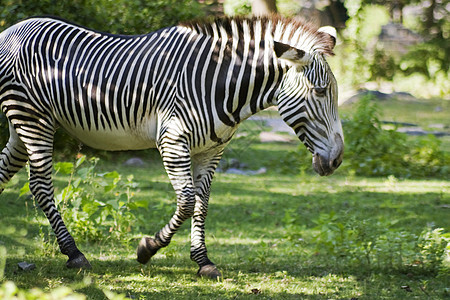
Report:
2,169,448,299
2,234,448,299
3,252,440,299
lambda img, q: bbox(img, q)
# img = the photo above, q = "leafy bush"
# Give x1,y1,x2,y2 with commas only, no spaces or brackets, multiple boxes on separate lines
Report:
56,155,148,242
342,94,411,176
0,281,85,300
404,134,449,177
0,0,205,34
369,48,397,82
100,0,205,34
224,0,252,16
269,146,311,175
21,155,147,243
342,95,449,178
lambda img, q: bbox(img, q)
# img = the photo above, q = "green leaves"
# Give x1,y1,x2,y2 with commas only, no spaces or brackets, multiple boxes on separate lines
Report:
52,155,144,243
342,95,449,178
54,162,74,175
19,182,30,198
15,154,147,243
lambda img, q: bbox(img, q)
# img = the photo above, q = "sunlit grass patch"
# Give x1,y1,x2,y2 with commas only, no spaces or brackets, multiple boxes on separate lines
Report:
1,137,449,298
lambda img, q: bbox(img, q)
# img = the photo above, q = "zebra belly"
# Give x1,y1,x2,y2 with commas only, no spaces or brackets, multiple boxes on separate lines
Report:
59,122,158,151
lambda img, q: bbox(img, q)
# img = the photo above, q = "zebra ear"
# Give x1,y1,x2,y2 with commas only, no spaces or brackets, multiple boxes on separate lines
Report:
318,26,337,50
273,41,312,67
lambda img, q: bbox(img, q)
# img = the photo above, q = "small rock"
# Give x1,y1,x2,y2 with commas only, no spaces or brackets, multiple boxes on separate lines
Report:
401,285,412,292
392,91,416,101
18,262,36,271
428,123,445,129
343,89,418,105
249,167,267,175
123,157,146,167
218,158,245,171
227,158,242,169
225,168,248,175
225,167,267,176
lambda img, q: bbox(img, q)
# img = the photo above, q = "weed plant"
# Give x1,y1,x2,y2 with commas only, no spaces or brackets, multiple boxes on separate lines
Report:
20,155,147,244
311,212,449,274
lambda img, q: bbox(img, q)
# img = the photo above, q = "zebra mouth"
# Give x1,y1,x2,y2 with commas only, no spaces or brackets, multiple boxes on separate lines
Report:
312,153,335,176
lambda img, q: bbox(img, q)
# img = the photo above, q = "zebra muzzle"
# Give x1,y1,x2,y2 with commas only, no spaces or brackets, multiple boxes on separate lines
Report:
312,152,342,176
312,133,344,176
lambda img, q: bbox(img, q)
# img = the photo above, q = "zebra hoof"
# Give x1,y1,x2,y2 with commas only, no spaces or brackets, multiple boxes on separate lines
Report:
66,253,91,269
197,264,222,279
137,237,160,264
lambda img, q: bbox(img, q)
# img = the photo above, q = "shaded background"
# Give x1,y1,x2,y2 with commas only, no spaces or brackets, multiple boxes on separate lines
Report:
0,0,447,97
0,0,448,173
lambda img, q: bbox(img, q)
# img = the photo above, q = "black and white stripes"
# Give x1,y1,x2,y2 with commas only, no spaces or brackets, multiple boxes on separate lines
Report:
0,16,343,277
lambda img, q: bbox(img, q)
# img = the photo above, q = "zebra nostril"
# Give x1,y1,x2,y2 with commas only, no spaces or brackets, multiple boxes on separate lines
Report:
332,157,341,169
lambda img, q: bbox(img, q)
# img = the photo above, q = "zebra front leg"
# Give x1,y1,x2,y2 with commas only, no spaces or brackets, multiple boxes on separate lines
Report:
137,139,196,265
190,152,223,279
191,193,222,278
17,124,90,269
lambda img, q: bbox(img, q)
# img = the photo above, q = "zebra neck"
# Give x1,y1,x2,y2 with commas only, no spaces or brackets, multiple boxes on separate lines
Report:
175,23,285,127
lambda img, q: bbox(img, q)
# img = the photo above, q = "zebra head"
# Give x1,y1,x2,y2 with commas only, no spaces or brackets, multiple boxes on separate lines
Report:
273,28,344,176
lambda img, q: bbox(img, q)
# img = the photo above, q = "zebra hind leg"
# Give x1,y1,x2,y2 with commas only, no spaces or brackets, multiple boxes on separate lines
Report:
27,144,91,269
191,194,222,279
0,126,28,193
17,122,91,269
136,165,196,264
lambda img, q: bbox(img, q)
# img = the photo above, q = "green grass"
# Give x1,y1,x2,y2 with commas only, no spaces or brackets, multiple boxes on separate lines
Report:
1,139,449,299
1,97,449,299
340,97,449,130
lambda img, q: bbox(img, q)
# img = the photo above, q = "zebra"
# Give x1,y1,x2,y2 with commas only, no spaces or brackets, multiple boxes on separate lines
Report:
0,16,344,278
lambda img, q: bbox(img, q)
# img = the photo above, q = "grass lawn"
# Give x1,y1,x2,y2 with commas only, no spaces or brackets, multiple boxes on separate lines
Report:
1,97,449,299
1,138,449,299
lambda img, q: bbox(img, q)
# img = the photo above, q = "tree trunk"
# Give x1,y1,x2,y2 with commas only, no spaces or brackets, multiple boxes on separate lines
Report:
252,0,277,16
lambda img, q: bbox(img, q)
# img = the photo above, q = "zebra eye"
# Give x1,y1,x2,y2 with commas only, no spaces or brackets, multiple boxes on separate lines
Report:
313,87,326,97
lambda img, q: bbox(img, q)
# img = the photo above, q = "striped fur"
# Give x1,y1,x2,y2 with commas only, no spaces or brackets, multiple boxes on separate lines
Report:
0,16,343,276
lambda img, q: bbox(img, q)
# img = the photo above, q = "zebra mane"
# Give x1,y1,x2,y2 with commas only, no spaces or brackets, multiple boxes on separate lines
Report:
180,16,335,56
